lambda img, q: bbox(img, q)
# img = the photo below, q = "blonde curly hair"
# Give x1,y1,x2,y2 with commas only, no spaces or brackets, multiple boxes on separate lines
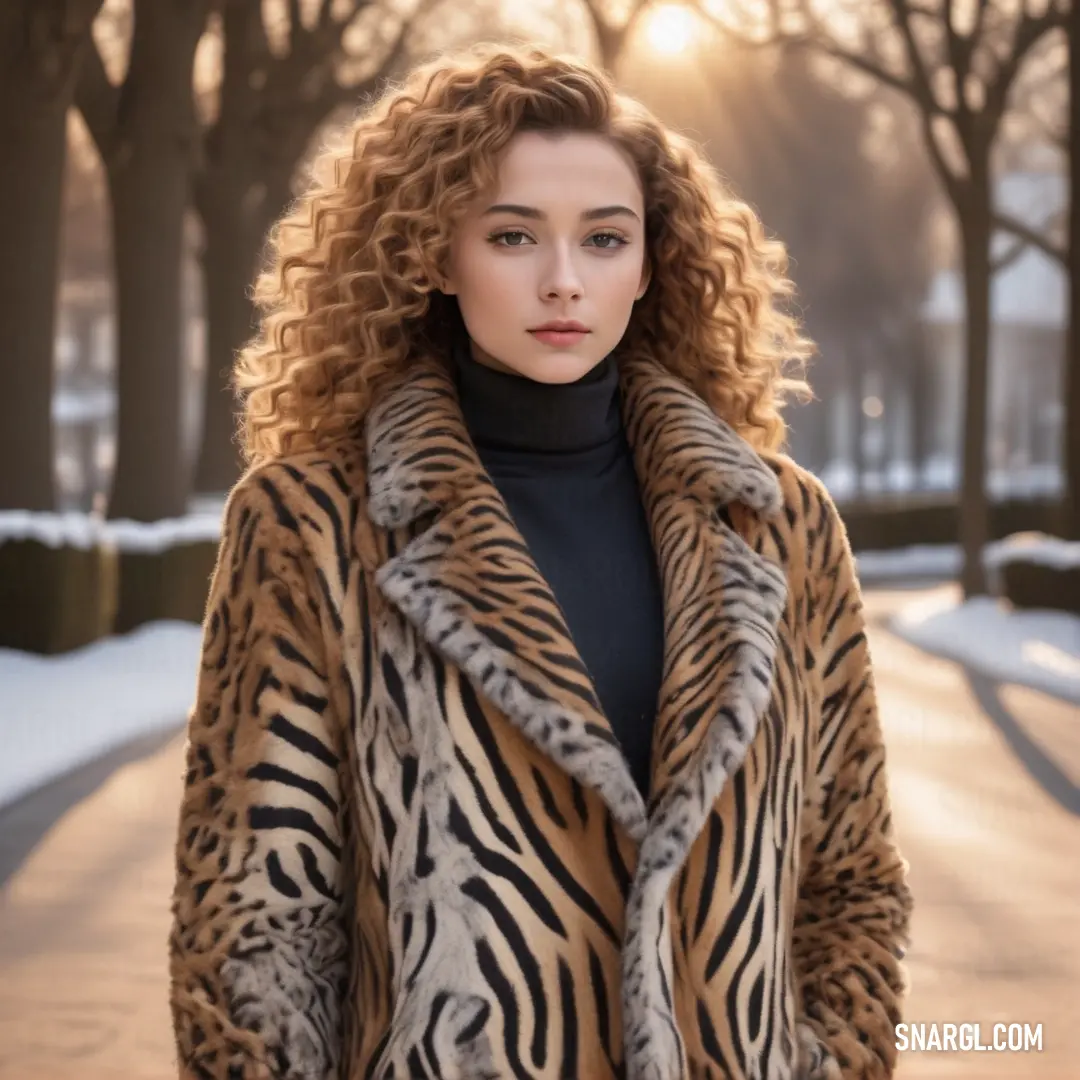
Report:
235,42,814,465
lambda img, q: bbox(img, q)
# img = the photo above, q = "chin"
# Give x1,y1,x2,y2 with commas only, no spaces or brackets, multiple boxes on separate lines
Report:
519,351,603,385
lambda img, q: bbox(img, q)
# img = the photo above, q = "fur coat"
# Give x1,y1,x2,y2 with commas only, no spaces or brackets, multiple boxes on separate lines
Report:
168,352,912,1080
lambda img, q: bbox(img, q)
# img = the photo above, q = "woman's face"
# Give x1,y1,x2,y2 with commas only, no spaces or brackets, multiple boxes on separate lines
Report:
443,130,650,384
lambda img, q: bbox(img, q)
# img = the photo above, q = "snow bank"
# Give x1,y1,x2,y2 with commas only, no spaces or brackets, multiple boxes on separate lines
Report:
103,512,223,553
891,588,1080,704
0,510,106,551
855,535,1080,581
0,507,224,553
0,621,203,810
855,544,964,579
984,533,1080,571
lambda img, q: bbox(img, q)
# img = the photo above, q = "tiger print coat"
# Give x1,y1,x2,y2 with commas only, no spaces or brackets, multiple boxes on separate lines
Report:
168,352,913,1080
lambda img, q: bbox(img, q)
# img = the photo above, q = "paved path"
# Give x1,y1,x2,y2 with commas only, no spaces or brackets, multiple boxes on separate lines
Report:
0,585,1076,1079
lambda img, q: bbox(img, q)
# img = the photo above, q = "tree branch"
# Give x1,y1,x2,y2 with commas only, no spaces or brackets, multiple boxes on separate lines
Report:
336,0,441,98
983,7,1066,127
994,210,1067,266
19,0,109,98
811,36,922,100
882,0,948,120
970,0,990,52
990,235,1027,274
942,0,975,129
287,0,303,45
73,34,119,163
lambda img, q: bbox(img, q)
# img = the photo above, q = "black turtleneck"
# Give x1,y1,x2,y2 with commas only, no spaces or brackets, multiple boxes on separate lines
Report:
454,342,665,798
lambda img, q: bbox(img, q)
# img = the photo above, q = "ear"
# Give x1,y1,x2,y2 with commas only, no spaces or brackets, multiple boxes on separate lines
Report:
433,253,457,296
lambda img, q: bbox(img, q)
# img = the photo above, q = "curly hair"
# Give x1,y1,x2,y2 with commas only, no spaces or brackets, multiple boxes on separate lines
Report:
235,42,814,465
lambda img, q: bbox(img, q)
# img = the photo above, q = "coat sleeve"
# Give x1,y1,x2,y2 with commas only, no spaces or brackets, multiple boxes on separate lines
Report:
168,468,350,1080
792,484,913,1080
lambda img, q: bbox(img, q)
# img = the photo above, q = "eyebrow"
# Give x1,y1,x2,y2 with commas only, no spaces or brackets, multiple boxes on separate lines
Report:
481,203,641,222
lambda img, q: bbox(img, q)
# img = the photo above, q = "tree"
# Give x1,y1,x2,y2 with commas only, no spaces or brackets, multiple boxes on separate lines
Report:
698,0,1070,597
193,0,421,494
0,0,104,511
986,12,1074,535
582,6,939,482
76,0,210,521
699,53,938,483
575,0,654,72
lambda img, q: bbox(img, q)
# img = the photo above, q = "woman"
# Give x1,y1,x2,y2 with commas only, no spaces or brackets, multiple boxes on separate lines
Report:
168,42,912,1080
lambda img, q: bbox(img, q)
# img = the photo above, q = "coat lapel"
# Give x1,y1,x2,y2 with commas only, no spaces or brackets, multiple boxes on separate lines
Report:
366,356,650,844
365,351,788,1079
615,357,789,1078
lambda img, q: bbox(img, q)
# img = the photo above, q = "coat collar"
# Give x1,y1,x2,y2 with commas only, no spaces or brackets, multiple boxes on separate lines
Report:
364,351,788,1078
366,352,784,529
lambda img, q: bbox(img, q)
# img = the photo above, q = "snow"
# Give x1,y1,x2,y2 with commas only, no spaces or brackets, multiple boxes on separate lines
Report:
0,507,224,553
0,621,202,810
103,512,223,553
52,387,114,424
818,458,1064,502
892,589,1080,705
856,544,965,580
0,510,105,551
855,534,1080,580
985,532,1080,571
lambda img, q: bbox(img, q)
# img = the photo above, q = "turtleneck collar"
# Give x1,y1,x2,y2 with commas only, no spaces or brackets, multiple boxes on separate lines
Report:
452,335,623,455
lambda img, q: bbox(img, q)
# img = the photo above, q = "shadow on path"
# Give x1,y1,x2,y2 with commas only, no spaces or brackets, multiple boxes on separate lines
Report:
962,672,1080,818
0,724,184,889
866,602,1080,818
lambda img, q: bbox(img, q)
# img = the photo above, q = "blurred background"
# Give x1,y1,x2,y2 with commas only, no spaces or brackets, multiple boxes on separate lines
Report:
0,1,1077,1078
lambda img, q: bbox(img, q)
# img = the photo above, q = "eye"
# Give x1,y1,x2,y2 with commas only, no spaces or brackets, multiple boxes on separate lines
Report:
587,230,630,250
487,229,534,247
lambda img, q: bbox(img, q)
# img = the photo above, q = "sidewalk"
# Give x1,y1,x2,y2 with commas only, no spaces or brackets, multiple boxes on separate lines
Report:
0,728,186,1080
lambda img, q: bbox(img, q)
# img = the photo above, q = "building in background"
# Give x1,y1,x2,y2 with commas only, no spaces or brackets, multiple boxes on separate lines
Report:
816,167,1066,502
921,170,1067,499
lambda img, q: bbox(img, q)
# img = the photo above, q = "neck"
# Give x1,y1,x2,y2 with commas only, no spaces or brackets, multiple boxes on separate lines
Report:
453,338,623,455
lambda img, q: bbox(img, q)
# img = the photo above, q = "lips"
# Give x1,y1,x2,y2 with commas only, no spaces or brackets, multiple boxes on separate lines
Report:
530,321,588,334
529,328,590,347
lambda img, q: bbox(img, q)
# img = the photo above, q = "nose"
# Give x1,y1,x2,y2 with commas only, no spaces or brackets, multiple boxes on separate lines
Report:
539,241,584,302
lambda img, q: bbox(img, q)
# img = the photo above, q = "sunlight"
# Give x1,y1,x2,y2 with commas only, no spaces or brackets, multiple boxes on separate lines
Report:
642,3,698,55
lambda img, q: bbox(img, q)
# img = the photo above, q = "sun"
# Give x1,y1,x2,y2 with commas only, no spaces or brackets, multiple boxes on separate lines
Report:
642,3,698,55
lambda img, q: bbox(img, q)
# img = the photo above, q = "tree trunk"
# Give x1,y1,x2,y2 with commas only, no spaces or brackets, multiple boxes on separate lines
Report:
849,345,867,499
104,2,203,522
908,326,933,489
0,98,66,511
0,2,103,511
107,160,191,520
1063,11,1080,540
957,191,994,597
193,176,281,495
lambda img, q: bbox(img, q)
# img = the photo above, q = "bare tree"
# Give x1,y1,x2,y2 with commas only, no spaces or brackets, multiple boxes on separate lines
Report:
193,0,422,494
76,0,210,521
714,55,938,483
0,0,104,511
989,16,1076,538
696,0,1069,596
574,0,654,72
